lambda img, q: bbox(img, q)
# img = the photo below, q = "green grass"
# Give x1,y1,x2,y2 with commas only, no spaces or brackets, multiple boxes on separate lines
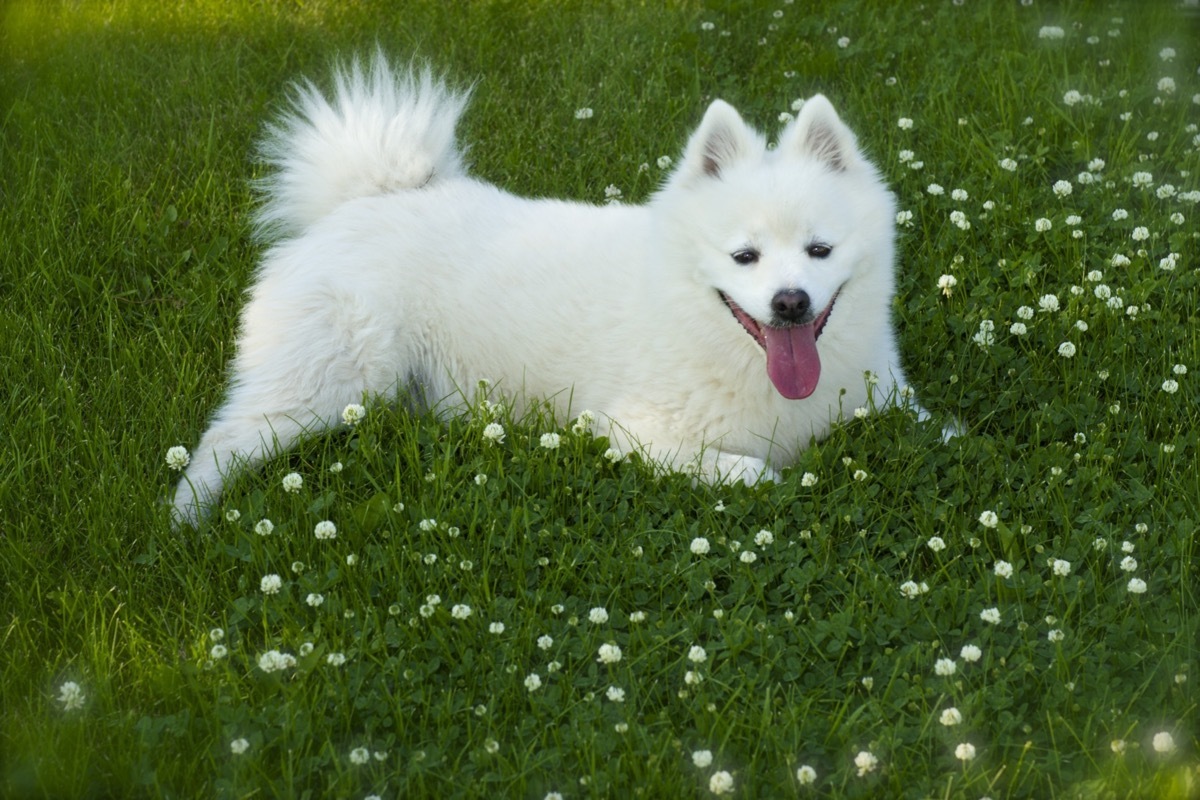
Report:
2,1,1199,797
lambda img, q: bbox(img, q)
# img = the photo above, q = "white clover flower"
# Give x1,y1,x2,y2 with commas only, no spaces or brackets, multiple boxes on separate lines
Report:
854,750,879,776
605,685,626,703
951,188,969,202
896,210,914,226
1010,322,1027,336
1051,559,1072,577
800,472,818,487
451,604,472,620
571,409,595,434
230,737,250,755
938,274,958,297
349,746,370,765
488,622,505,635
754,529,774,547
973,320,995,349
692,749,714,768
949,210,970,230
980,607,1002,625
940,707,963,726
657,155,673,169
1157,77,1176,94
691,537,711,555
629,610,646,623
58,681,85,711
1034,217,1052,232
897,117,913,130
1048,629,1065,643
341,403,366,425
257,650,296,673
688,645,708,664
739,550,757,564
837,36,851,48
993,560,1014,578
210,643,228,659
960,644,982,662
899,580,922,599
709,770,735,795
589,607,609,624
1052,180,1073,197
927,536,946,552
260,574,283,595
597,643,623,664
999,157,1018,172
1120,557,1139,574
927,183,945,196
539,432,561,449
1131,226,1150,241
1063,89,1084,106
165,446,190,471
979,510,999,528
281,472,303,493
537,634,553,651
685,670,703,686
253,518,274,537
1039,25,1065,39
314,520,337,540
898,149,914,162
1160,47,1176,61
524,672,543,691
1128,577,1148,594
796,764,818,785
1038,294,1060,313
306,592,324,607
934,658,957,676
482,422,506,444
1162,379,1179,394
326,652,347,666
955,742,977,761
574,107,593,120
1152,731,1176,754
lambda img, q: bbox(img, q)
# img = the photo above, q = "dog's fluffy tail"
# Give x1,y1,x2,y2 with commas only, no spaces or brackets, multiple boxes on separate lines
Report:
254,52,470,240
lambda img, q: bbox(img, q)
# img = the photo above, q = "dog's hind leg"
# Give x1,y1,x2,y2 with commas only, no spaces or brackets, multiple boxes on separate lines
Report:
172,288,399,527
171,388,350,528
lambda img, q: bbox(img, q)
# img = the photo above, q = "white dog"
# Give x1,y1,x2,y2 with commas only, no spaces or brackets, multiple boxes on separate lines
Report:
173,54,932,526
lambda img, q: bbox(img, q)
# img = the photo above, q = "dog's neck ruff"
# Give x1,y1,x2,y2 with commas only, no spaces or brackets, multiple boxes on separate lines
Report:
719,290,837,400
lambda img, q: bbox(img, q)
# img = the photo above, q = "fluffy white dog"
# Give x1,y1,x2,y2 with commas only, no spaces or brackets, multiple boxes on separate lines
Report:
173,55,932,526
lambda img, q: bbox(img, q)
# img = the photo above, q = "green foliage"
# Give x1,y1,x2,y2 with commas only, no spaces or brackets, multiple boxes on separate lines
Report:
2,1,1198,798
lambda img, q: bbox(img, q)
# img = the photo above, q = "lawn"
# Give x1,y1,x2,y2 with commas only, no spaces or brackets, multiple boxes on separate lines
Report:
1,1,1198,798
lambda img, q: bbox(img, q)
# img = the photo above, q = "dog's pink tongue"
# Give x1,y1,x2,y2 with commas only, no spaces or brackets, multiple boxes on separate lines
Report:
764,324,821,399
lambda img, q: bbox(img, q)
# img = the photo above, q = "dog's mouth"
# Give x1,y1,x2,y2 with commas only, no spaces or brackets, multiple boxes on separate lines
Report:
719,290,838,400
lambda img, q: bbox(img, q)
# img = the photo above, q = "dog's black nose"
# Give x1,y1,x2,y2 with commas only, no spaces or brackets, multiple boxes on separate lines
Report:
771,289,811,323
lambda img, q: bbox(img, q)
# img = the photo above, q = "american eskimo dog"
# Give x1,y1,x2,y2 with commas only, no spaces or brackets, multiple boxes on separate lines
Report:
173,54,932,526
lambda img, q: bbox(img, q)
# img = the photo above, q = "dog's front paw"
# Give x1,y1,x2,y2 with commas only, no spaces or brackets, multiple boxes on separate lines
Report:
713,453,780,486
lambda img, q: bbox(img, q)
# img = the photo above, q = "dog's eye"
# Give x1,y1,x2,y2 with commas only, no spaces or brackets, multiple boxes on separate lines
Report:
731,249,760,265
807,243,832,259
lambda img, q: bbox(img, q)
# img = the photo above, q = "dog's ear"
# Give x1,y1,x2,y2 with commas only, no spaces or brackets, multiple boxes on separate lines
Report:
680,100,760,180
779,95,860,172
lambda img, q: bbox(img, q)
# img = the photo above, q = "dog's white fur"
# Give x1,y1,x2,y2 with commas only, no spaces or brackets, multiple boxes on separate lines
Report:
173,54,929,526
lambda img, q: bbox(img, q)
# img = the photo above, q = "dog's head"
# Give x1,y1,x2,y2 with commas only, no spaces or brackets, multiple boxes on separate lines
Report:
657,95,896,400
